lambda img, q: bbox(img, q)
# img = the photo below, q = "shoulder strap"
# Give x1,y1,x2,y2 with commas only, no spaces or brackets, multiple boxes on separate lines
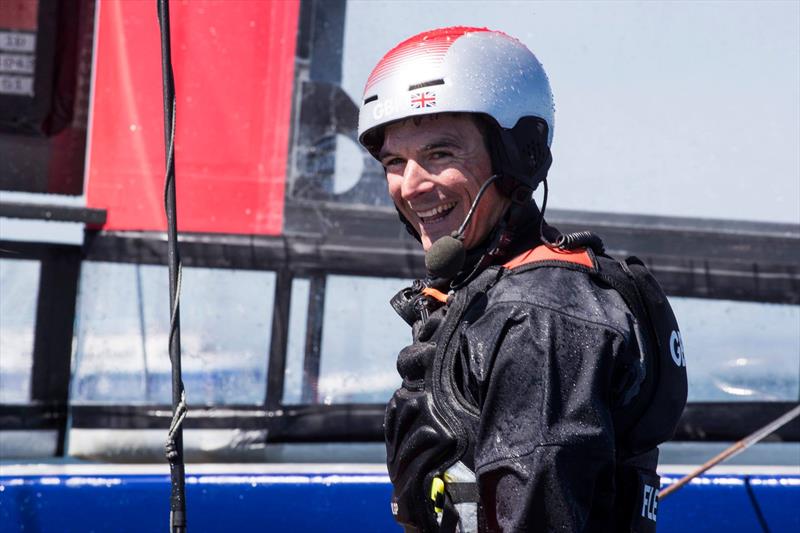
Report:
594,254,688,451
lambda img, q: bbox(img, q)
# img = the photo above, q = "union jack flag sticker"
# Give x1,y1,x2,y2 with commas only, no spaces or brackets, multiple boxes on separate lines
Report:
410,91,437,109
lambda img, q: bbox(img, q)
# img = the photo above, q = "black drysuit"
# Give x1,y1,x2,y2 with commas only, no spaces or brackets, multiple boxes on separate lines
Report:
385,236,684,532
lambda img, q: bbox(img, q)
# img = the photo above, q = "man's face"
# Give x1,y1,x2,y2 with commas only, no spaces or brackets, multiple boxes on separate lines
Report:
379,114,510,251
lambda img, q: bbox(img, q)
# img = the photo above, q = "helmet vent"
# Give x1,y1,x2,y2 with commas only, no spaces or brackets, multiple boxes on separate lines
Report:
363,94,378,104
408,78,445,91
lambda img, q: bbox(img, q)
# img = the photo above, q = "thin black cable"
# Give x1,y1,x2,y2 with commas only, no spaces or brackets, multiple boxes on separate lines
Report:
538,178,557,247
744,479,772,533
456,174,501,237
156,1,187,532
536,179,604,253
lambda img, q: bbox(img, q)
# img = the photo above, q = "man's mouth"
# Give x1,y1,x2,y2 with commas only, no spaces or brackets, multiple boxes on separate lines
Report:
416,202,457,224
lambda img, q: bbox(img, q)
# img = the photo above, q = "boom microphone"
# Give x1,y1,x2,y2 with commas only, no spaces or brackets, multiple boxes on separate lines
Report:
424,175,500,280
425,232,466,280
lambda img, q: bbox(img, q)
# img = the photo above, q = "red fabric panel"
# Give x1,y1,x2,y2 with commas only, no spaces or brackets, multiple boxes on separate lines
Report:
86,0,299,234
0,0,39,30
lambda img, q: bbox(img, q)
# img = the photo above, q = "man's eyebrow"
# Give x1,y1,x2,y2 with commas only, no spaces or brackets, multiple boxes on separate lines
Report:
421,140,460,152
378,138,462,161
377,148,397,162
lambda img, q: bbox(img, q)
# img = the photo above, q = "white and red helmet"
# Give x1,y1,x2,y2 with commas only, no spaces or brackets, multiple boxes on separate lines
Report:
358,26,555,163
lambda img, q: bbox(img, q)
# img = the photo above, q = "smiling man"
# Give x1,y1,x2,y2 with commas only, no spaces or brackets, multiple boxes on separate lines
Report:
358,27,687,533
379,114,508,251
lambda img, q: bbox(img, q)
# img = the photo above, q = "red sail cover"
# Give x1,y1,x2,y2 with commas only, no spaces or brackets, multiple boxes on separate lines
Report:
86,0,299,234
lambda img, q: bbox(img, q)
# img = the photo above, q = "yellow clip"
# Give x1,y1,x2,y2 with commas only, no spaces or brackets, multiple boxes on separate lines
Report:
430,476,445,513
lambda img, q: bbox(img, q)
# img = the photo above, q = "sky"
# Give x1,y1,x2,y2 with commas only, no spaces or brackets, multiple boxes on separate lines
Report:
341,0,800,224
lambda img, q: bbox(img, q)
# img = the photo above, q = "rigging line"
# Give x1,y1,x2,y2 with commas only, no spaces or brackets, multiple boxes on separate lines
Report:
156,1,187,532
744,479,772,533
659,403,800,500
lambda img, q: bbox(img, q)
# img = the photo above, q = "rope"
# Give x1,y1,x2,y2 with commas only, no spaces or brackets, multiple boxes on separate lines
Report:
156,1,188,531
165,390,188,460
659,403,800,500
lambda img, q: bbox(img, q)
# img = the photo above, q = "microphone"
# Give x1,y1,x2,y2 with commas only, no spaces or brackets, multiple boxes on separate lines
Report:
424,175,500,279
425,231,466,281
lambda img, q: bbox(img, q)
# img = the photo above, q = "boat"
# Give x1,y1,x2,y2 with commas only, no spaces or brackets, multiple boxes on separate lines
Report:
1,1,798,531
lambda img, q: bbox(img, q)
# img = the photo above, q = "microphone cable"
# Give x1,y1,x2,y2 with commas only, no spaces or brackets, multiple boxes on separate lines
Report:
456,174,501,237
538,178,605,254
424,174,501,281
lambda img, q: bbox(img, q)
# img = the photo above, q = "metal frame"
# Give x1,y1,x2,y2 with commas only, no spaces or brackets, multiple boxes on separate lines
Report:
65,402,800,443
265,268,292,409
3,215,795,446
300,274,326,404
0,202,107,225
0,240,82,455
83,204,800,304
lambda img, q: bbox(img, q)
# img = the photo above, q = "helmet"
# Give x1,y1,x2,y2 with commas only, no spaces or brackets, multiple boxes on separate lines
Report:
358,26,555,190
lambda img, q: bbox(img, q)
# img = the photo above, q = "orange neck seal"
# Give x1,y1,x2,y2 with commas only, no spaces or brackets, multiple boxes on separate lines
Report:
503,245,596,270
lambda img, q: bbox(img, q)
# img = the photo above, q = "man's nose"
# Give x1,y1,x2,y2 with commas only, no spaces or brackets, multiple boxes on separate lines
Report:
400,159,433,201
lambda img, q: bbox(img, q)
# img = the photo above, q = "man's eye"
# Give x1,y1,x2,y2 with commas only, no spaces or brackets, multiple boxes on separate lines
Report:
429,151,451,160
383,158,404,168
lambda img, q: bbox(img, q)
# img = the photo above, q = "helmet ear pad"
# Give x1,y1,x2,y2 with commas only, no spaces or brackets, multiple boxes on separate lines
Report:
479,115,553,194
361,126,384,161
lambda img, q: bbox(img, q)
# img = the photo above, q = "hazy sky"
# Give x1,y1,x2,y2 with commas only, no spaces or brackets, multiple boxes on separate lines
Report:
342,0,800,224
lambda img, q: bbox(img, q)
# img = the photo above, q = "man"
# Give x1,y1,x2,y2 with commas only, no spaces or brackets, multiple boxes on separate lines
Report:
357,27,687,532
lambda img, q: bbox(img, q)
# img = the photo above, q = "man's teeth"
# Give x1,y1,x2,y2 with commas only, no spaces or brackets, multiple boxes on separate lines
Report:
418,202,456,219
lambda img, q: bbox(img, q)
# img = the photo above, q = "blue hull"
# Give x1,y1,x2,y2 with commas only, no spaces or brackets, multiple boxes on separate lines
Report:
1,465,798,532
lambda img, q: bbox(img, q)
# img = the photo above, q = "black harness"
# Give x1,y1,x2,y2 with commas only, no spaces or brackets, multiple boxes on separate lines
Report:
386,247,687,532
